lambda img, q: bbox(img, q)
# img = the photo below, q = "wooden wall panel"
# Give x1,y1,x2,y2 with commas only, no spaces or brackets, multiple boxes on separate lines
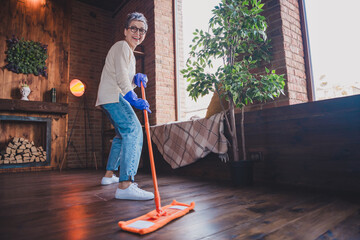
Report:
0,121,47,149
0,0,70,103
0,0,70,172
239,95,360,192
150,95,360,193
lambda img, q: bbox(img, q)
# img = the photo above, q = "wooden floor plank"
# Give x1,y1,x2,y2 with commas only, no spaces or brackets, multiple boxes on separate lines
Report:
145,191,320,240
204,195,332,239
263,200,359,240
315,212,360,240
0,170,359,240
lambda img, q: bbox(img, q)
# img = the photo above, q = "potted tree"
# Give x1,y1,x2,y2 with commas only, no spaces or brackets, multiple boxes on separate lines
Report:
182,0,286,186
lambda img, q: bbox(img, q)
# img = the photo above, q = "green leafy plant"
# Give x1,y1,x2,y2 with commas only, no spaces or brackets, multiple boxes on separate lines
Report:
5,36,48,77
182,0,286,163
20,80,29,88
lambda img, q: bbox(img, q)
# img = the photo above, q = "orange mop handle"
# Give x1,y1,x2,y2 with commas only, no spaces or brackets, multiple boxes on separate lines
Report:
141,82,162,213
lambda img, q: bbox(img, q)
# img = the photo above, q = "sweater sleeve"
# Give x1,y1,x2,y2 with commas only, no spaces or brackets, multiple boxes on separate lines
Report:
113,42,134,95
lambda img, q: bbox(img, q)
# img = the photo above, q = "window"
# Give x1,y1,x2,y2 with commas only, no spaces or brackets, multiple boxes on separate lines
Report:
305,0,360,100
180,0,221,120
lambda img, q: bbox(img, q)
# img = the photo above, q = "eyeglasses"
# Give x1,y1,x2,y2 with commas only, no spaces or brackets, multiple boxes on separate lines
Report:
128,26,147,35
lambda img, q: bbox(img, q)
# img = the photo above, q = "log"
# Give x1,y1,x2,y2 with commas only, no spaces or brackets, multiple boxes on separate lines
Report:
1,137,48,166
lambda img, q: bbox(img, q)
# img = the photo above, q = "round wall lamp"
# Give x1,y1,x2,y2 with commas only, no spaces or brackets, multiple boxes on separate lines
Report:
70,79,85,97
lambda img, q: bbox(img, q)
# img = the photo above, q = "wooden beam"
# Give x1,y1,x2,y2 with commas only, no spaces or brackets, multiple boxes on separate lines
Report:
0,99,68,115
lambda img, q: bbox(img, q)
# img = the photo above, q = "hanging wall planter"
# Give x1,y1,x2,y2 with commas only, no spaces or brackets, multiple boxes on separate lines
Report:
5,36,48,77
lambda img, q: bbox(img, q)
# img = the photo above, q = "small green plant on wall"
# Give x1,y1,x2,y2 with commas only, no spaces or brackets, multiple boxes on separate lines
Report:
5,36,48,77
20,79,29,87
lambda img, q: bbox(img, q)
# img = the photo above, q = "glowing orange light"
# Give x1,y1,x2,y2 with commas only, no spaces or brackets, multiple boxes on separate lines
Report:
70,79,85,97
26,0,46,6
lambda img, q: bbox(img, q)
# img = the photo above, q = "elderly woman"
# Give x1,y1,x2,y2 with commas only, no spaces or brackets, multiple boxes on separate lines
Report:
96,12,154,201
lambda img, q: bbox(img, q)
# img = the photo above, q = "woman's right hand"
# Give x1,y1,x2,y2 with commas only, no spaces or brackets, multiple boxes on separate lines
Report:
123,90,151,113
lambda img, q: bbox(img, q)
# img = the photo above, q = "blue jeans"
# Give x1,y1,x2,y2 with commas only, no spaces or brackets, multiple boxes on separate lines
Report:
101,94,143,182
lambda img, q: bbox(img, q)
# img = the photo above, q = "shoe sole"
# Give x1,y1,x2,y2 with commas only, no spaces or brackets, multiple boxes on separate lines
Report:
101,178,119,185
115,197,154,201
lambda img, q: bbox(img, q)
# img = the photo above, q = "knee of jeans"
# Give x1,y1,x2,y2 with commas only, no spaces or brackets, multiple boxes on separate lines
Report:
133,121,142,134
134,122,143,143
125,121,142,139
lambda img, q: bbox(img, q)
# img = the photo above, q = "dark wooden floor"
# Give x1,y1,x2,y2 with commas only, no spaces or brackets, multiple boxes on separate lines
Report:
0,170,359,240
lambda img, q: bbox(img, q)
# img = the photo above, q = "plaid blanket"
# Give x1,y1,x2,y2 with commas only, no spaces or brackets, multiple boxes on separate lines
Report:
150,112,228,169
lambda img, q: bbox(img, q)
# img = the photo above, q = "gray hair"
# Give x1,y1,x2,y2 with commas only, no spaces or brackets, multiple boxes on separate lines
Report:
125,12,148,31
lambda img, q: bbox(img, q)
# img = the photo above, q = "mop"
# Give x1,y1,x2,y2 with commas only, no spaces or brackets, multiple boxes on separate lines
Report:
118,82,195,235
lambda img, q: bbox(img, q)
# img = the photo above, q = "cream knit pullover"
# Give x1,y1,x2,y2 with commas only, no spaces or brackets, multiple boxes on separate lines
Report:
95,40,136,106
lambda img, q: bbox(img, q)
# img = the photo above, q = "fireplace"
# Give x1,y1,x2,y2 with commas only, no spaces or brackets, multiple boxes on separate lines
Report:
0,99,68,172
0,115,51,169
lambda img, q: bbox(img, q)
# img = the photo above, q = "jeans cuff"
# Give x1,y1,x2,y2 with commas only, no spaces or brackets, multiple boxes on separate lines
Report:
119,175,134,182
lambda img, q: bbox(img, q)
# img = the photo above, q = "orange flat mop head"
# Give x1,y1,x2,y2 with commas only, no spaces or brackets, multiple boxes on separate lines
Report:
118,200,195,235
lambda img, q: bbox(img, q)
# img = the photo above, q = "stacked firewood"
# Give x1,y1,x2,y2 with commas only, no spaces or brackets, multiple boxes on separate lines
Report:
0,137,47,165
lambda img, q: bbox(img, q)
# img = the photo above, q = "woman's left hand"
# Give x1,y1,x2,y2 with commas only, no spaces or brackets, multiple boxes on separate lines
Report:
134,73,148,88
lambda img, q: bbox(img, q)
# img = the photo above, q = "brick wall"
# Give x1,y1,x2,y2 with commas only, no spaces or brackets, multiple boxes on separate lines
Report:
114,0,181,125
280,0,308,104
67,0,181,168
269,0,308,104
244,0,308,112
153,0,177,124
68,1,113,168
113,0,157,125
66,0,308,168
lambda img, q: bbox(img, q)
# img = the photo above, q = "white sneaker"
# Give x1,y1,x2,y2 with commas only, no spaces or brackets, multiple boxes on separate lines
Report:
101,174,119,185
115,183,154,200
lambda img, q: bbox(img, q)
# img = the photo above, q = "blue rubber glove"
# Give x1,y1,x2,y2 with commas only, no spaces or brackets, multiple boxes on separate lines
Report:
123,90,151,113
134,73,148,88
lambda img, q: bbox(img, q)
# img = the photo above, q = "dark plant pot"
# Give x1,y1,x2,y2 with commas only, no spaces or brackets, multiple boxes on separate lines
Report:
230,160,254,186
